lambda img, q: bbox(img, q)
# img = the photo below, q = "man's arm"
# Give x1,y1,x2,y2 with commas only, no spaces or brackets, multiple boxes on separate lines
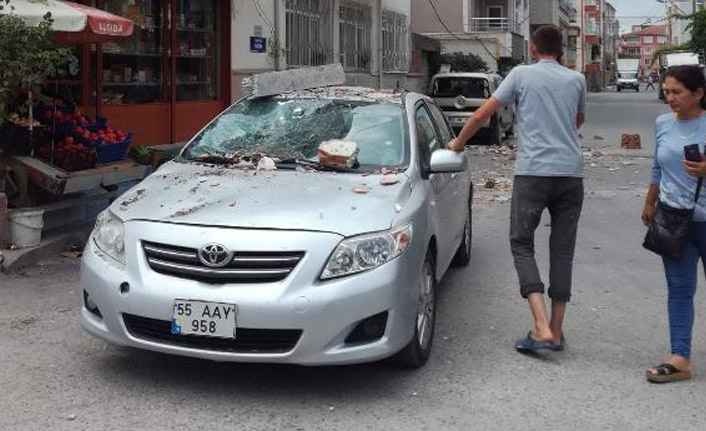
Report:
449,97,503,152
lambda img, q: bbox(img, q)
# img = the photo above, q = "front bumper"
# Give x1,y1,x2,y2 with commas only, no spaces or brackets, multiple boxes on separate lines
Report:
79,221,423,365
443,112,490,130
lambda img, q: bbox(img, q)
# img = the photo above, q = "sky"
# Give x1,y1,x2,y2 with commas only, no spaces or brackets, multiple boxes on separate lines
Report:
608,0,672,34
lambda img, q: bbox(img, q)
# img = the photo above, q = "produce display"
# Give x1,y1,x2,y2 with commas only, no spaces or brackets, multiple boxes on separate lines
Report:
33,102,133,171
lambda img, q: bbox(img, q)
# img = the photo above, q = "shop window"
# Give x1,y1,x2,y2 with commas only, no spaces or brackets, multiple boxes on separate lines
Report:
286,0,334,67
99,0,220,104
382,10,408,72
101,0,164,104
176,0,220,102
339,1,372,71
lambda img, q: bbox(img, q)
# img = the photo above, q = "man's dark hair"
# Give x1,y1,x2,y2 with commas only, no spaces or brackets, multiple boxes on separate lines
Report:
531,25,563,57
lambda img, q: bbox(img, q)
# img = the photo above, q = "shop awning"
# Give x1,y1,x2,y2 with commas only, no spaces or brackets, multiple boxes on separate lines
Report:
1,0,133,43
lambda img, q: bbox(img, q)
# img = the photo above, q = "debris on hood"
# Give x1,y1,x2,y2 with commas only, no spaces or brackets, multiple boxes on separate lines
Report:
352,184,371,194
119,188,147,210
318,139,359,168
257,156,277,171
380,174,399,186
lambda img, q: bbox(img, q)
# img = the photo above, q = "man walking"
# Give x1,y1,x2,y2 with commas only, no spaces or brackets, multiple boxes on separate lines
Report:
645,73,656,91
449,25,587,352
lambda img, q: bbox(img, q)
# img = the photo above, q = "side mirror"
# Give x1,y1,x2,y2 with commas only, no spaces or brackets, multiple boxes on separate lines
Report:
430,149,467,173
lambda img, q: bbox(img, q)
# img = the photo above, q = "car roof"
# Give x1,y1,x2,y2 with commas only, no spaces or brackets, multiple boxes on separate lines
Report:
431,73,497,79
273,86,407,104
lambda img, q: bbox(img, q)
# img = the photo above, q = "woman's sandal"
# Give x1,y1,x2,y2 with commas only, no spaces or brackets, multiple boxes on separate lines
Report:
645,363,691,383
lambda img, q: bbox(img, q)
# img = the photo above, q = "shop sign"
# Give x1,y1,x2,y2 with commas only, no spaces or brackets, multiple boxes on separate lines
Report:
250,37,267,53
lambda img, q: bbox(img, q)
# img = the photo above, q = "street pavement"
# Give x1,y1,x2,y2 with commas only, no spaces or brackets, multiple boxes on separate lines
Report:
1,90,706,431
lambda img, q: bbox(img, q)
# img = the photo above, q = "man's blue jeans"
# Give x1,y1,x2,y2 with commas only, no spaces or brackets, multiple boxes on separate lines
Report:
662,221,706,359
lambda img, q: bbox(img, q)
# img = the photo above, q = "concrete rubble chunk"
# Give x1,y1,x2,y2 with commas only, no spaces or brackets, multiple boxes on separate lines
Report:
318,140,359,168
242,63,346,98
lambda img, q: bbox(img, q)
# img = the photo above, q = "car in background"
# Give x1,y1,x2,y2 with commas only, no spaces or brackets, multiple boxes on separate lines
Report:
79,86,473,368
429,72,514,145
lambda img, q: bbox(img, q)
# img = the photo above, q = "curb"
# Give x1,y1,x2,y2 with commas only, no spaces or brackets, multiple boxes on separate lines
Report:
0,224,92,274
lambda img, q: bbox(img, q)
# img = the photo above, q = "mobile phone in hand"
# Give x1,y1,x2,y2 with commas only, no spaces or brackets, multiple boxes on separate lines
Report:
684,143,702,162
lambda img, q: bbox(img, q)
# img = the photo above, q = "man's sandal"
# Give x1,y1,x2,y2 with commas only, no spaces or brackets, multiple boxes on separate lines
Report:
645,363,691,383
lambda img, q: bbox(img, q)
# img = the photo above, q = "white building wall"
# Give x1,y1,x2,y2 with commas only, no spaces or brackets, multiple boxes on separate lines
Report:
231,0,416,99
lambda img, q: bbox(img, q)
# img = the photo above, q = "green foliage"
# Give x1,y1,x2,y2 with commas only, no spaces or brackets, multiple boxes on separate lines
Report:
686,9,706,51
0,0,74,128
497,57,522,77
438,52,488,73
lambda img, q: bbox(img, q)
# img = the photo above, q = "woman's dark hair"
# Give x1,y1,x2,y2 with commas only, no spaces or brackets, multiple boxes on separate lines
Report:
531,25,563,58
664,65,706,109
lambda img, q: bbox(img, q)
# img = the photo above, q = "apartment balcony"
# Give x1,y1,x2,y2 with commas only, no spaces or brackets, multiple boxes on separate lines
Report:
468,17,521,34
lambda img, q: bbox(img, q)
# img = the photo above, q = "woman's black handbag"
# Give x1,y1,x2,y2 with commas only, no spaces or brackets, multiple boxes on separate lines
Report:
643,178,703,260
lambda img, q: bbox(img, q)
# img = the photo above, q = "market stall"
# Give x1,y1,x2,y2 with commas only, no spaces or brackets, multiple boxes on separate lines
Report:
0,0,148,249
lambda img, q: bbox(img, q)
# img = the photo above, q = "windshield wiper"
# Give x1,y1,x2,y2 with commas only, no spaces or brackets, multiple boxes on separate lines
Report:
276,158,357,173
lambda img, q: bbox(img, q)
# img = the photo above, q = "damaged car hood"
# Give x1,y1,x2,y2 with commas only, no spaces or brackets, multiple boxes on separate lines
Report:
112,162,412,237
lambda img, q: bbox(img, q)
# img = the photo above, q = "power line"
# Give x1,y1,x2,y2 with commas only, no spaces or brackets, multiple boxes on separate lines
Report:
425,0,501,62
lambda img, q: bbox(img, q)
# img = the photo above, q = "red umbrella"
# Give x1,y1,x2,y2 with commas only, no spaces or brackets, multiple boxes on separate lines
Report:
1,0,134,43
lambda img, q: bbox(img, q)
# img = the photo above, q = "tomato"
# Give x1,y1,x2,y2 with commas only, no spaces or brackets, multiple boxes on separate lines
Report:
64,136,75,145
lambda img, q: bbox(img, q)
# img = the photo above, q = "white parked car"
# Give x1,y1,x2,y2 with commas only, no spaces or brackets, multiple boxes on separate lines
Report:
430,72,514,145
79,86,473,368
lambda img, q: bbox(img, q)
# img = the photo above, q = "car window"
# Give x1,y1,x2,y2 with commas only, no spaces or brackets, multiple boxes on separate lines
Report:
182,98,408,170
431,77,489,99
426,102,453,144
415,105,441,171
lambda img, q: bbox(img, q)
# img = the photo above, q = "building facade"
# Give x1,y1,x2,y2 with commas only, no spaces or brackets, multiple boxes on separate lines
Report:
619,25,669,78
575,0,619,90
410,0,530,73
232,0,420,99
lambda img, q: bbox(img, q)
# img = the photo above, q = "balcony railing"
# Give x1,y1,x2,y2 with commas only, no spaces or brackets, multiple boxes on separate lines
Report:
468,17,520,34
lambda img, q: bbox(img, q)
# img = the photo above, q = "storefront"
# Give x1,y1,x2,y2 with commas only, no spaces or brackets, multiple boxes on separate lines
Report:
46,0,231,146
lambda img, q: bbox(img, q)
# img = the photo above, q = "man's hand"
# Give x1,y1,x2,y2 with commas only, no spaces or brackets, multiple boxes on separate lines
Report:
449,137,465,152
684,154,706,177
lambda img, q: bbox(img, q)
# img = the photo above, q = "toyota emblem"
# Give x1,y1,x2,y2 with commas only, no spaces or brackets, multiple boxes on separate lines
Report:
198,243,232,268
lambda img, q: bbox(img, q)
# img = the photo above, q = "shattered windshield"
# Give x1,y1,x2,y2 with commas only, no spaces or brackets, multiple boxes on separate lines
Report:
432,77,489,98
182,97,408,169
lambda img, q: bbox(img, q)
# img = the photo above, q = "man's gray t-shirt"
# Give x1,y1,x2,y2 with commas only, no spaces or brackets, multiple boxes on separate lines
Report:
493,59,587,177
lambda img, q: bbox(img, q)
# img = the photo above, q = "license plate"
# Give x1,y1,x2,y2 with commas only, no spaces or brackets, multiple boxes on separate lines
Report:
449,117,467,125
171,300,237,339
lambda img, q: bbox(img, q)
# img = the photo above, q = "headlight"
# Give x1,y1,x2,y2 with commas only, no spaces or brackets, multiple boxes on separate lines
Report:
92,210,125,264
321,224,412,280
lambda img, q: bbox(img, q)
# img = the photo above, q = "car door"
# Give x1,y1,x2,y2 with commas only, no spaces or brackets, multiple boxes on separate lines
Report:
414,102,457,270
425,101,467,255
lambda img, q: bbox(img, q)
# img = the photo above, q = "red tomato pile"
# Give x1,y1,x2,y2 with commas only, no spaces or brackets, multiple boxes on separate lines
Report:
36,135,96,172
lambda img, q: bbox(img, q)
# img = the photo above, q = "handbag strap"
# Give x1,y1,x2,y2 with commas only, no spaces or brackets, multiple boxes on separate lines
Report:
694,177,704,203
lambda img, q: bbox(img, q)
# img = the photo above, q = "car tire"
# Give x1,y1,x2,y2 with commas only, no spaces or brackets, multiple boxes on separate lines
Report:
617,87,622,92
505,120,515,137
489,115,502,146
452,186,473,267
393,249,437,368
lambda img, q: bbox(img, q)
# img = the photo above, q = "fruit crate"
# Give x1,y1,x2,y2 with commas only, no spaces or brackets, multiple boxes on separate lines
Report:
89,132,133,165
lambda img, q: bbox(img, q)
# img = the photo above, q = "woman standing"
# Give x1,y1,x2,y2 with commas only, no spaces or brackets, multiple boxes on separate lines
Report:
643,65,706,383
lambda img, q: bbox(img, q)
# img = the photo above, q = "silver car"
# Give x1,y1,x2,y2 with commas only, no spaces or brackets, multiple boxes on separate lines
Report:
79,86,473,367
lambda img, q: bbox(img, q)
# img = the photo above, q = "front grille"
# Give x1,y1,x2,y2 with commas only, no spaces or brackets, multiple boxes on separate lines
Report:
142,241,304,284
123,314,302,354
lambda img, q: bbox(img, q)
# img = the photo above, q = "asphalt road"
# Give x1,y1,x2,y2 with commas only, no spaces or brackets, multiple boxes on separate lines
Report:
1,91,705,431
582,85,671,151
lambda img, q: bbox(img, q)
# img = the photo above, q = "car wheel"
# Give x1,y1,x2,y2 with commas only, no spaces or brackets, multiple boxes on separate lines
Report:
394,249,437,368
489,115,502,146
617,87,622,92
505,117,515,137
452,186,473,267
